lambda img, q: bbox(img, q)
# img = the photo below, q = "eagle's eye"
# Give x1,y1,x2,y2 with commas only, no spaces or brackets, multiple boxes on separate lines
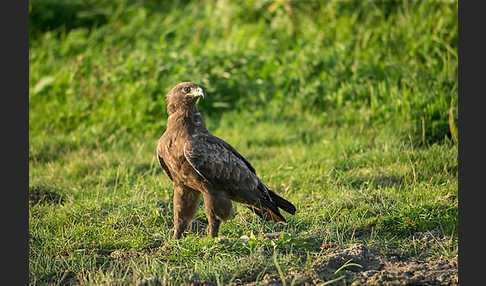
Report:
183,86,191,93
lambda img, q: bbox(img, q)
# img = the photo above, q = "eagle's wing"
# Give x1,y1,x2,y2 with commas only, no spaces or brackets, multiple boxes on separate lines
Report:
184,134,294,222
157,139,173,182
215,138,256,174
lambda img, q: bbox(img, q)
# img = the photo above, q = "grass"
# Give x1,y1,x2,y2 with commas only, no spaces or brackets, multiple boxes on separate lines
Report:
29,0,458,285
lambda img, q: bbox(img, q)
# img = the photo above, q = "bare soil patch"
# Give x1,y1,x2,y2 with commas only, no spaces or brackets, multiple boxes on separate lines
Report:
241,243,457,286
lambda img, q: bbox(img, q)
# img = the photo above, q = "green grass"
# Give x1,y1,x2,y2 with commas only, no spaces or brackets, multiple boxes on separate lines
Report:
29,0,458,285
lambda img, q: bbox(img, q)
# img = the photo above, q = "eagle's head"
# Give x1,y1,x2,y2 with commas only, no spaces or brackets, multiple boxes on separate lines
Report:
166,82,205,114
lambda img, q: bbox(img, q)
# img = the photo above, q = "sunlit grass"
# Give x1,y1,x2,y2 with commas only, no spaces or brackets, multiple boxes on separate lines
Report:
29,0,457,284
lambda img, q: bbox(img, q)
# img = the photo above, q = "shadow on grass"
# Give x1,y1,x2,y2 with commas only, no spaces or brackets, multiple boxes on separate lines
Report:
29,184,65,206
29,0,193,37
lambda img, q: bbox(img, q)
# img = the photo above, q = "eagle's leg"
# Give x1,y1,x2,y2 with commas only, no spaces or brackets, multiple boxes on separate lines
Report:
173,184,201,239
202,192,232,238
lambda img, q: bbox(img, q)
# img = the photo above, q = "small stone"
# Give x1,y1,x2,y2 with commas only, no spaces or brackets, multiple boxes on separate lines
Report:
110,250,123,259
362,270,379,278
263,231,289,239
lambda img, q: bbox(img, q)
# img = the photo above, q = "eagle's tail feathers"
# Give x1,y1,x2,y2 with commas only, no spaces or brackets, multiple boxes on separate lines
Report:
247,185,295,223
268,189,296,215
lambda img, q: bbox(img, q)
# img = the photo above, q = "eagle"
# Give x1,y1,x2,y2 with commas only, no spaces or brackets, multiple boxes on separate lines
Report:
157,82,296,239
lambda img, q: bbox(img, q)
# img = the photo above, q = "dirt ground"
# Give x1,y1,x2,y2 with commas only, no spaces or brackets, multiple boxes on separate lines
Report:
240,243,458,286
174,232,457,286
138,238,457,286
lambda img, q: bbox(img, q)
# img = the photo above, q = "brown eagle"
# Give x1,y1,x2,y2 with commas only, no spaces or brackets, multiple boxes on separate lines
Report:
157,82,296,238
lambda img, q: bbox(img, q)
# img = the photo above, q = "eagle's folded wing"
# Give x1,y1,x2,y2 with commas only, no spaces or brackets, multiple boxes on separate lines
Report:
183,134,288,222
157,141,173,182
215,137,256,174
183,134,259,192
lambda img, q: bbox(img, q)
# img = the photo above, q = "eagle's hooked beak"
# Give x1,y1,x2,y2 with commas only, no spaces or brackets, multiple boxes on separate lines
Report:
192,87,205,99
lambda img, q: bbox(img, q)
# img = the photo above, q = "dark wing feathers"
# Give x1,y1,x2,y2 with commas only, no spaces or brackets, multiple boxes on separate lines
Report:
156,141,173,182
267,188,296,215
216,138,256,174
157,154,173,181
183,134,257,189
183,134,294,223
